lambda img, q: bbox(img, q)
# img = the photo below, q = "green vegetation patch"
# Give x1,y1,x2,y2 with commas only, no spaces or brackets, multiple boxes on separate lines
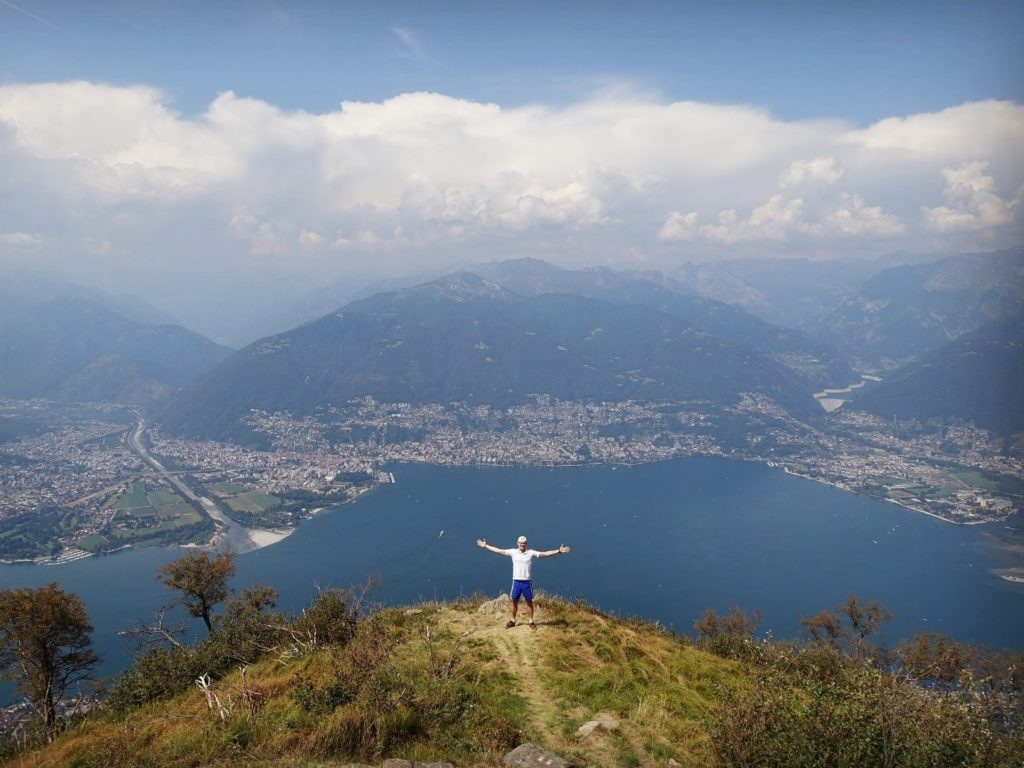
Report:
126,509,158,522
536,600,739,761
227,491,282,513
76,534,110,552
953,470,1000,491
208,482,248,496
146,489,182,507
154,503,195,520
0,506,83,559
106,507,209,545
160,510,202,529
116,482,150,510
12,593,1024,768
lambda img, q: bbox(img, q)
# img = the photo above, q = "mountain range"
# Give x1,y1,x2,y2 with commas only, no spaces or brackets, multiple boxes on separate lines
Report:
472,257,857,389
0,269,181,329
853,312,1024,435
802,248,1024,371
5,252,1020,438
0,297,232,405
159,271,823,442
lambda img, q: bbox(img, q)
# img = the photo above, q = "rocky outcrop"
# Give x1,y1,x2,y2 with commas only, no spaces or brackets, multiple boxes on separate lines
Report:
575,712,620,738
332,743,573,768
502,743,574,767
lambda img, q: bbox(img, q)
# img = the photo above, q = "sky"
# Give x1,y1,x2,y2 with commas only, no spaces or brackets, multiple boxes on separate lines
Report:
1,0,1022,338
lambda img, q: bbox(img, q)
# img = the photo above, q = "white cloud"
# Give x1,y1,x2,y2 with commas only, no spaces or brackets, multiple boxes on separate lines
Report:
779,156,844,188
660,158,905,244
922,161,1020,233
657,211,697,241
0,82,1020,288
848,100,1024,159
0,232,42,247
298,229,325,248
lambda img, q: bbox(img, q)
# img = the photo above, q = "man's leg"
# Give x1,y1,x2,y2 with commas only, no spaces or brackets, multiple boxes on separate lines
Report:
523,582,536,628
508,582,522,627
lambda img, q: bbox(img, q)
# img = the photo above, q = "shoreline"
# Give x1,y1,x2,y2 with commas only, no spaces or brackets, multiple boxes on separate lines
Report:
389,454,1007,526
777,466,986,526
3,450,1010,566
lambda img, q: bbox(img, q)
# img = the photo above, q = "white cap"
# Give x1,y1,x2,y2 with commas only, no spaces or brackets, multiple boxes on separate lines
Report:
517,535,527,543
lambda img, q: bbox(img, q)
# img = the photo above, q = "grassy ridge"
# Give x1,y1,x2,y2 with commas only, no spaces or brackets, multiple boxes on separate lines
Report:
9,596,1023,767
11,598,741,768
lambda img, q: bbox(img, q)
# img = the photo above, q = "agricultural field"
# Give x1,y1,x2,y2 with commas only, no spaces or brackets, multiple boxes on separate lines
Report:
201,479,292,527
79,481,213,551
208,481,248,496
116,482,151,511
953,470,999,491
226,490,282,514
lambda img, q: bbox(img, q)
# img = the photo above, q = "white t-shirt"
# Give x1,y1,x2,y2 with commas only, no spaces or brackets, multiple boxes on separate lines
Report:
506,548,540,580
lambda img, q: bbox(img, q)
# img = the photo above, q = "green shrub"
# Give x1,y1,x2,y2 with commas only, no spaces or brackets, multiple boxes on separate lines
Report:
291,586,363,648
693,605,763,660
710,646,1023,768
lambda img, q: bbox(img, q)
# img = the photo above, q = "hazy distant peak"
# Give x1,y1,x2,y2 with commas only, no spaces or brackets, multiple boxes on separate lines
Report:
489,256,561,270
426,271,509,301
922,247,1024,293
0,268,181,328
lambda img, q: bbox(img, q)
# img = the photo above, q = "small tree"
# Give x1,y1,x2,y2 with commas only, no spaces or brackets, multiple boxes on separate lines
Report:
0,583,99,728
157,550,235,633
801,595,892,663
694,605,762,659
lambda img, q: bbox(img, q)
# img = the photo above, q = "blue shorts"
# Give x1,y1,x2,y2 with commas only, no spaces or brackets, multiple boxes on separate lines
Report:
510,580,533,602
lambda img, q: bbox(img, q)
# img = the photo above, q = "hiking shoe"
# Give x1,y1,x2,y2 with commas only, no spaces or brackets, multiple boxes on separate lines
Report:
505,620,516,629
529,621,537,631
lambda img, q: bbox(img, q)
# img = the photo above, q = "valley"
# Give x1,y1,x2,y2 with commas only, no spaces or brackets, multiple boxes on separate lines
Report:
1,383,1020,562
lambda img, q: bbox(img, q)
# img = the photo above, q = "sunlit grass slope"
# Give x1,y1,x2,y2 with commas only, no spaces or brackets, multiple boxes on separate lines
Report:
15,597,739,768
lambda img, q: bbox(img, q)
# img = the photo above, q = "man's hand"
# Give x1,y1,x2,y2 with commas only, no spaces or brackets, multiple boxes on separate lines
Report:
559,544,571,554
476,538,487,548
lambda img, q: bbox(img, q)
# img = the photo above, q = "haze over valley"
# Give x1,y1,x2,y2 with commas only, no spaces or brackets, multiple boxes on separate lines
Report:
2,249,1022,563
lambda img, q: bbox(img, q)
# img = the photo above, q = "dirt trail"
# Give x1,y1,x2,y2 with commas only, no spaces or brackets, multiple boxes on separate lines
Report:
448,600,565,737
447,599,674,766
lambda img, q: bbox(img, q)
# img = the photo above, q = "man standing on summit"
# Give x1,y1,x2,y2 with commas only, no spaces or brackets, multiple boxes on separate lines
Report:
477,535,571,629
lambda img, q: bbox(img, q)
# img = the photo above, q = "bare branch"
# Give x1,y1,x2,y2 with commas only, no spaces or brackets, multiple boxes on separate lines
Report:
117,605,186,649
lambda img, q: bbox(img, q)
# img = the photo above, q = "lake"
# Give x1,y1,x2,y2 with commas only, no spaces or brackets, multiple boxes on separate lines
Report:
1,456,1021,691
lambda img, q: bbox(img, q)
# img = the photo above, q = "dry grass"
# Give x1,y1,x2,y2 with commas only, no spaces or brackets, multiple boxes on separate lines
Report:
14,597,742,768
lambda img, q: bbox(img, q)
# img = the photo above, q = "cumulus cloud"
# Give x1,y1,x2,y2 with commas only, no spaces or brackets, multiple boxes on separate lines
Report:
848,100,1024,160
922,161,1021,233
657,211,698,241
298,229,326,249
660,158,905,244
0,82,1020,293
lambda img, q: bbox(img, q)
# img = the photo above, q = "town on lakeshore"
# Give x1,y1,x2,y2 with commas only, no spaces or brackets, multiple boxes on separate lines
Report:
1,392,1021,565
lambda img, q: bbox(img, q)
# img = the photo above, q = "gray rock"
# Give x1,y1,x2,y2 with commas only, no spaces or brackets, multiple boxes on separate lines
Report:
576,720,600,738
478,594,510,614
502,742,574,767
575,711,620,738
382,760,414,768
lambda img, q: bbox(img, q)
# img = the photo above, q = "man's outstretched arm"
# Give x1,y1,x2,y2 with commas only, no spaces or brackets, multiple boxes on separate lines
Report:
537,545,571,558
476,538,509,555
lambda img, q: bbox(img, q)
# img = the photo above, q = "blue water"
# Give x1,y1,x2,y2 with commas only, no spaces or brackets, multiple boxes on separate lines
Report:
1,457,1021,693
